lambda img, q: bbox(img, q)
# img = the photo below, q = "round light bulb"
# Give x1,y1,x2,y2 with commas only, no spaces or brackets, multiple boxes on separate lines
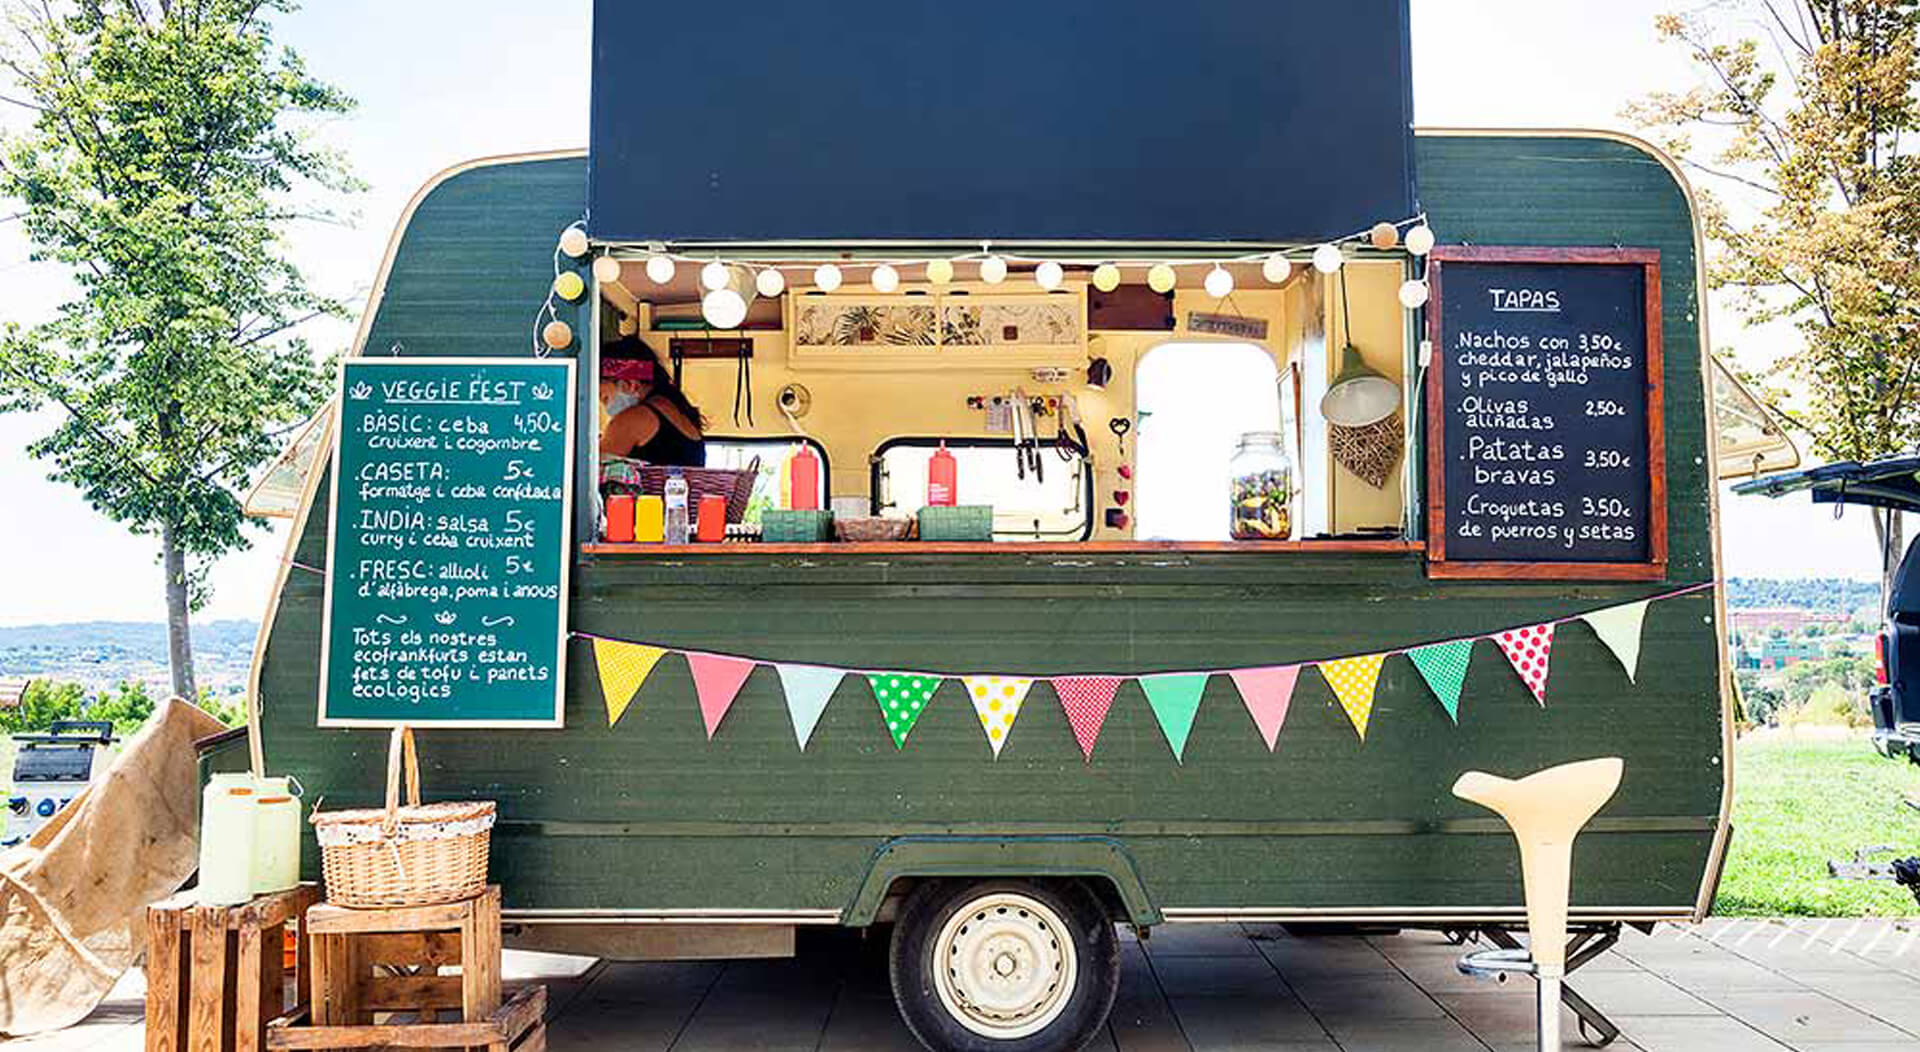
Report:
755,267,786,297
814,263,843,292
979,255,1008,284
1369,222,1399,250
1203,265,1234,299
701,260,730,292
1092,263,1121,292
558,227,589,258
871,263,900,292
701,288,749,329
1398,279,1430,309
1312,243,1344,274
552,271,585,301
592,256,623,284
926,258,955,285
541,320,573,350
1147,263,1177,294
1405,225,1435,256
1262,253,1292,284
1035,260,1064,291
645,255,675,284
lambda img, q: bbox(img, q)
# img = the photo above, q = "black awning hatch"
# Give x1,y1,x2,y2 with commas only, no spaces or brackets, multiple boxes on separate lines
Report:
1732,455,1920,512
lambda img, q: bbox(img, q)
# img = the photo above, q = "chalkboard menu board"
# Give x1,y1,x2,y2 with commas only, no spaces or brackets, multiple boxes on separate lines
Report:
1425,247,1666,579
319,358,576,726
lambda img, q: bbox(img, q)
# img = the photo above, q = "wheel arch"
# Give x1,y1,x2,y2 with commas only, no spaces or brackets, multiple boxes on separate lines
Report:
844,835,1160,927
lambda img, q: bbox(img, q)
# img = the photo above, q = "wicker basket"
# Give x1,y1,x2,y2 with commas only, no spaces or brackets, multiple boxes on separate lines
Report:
833,516,914,542
599,456,759,525
309,727,494,908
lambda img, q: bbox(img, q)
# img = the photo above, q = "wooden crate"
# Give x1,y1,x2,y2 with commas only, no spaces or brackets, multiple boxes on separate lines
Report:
145,883,319,1052
304,886,501,1027
265,984,544,1052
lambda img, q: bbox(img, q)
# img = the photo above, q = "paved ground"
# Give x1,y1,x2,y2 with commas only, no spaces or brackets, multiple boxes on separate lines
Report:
9,919,1920,1051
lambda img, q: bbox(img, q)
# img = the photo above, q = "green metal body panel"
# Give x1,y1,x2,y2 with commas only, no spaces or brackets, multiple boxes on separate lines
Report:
247,135,1727,923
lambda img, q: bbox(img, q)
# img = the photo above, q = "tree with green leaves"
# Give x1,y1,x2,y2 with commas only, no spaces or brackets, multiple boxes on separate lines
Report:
1630,1,1920,598
0,0,356,698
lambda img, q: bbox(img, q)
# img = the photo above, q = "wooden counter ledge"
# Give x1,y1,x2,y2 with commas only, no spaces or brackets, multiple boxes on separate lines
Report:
580,539,1425,556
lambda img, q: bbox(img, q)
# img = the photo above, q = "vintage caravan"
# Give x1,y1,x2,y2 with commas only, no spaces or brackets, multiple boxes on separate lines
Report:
228,2,1734,1048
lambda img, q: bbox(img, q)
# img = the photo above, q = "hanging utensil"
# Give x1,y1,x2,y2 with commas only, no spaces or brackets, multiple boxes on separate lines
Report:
1011,388,1027,480
1056,393,1090,462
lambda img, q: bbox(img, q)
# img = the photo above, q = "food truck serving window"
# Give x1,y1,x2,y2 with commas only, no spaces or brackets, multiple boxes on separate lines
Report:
705,438,829,525
872,438,1092,542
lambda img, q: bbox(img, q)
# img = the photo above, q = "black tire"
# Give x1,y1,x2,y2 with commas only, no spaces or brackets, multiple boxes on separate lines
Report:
889,879,1120,1052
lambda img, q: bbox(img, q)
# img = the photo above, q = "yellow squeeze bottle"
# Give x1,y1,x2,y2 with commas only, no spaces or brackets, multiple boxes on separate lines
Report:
633,495,666,542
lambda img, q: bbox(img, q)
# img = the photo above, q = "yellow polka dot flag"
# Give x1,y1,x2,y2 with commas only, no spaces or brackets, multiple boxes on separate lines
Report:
593,638,667,727
961,676,1033,758
1318,653,1387,740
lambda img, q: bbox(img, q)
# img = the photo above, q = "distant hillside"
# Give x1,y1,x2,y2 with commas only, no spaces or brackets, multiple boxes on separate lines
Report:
1726,577,1880,613
0,620,258,694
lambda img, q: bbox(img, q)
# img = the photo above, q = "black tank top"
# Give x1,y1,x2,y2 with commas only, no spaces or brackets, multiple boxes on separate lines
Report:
622,400,706,467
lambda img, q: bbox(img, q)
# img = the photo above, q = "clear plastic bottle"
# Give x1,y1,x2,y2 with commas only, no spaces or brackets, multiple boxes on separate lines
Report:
664,469,691,544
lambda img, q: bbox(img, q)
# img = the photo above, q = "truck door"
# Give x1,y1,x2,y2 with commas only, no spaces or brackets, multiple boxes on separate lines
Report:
1735,456,1920,760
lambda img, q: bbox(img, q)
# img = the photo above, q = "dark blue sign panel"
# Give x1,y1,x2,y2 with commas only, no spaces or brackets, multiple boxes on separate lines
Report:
590,0,1413,243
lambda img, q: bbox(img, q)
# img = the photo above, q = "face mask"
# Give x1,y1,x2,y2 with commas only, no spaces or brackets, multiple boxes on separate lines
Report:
605,392,642,416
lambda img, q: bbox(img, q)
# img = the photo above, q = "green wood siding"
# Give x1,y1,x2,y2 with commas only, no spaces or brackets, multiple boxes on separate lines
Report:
251,136,1725,919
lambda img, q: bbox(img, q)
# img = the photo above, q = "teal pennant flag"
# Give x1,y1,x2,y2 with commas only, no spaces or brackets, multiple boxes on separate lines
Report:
1406,640,1474,722
1140,673,1209,762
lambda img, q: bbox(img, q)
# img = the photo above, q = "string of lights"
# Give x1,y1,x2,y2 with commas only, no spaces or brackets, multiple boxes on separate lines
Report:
536,215,1437,345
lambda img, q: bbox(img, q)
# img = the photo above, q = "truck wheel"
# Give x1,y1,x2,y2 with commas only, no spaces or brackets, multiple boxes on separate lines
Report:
889,879,1119,1052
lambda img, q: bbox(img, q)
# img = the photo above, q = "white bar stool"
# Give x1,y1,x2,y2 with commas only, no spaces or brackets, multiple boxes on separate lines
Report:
1452,757,1624,1052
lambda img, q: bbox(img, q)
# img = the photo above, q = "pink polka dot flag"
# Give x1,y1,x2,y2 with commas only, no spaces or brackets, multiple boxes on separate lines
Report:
1052,676,1124,761
1494,623,1556,705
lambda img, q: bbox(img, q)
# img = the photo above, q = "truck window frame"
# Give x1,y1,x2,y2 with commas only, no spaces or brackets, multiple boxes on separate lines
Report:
870,436,1095,542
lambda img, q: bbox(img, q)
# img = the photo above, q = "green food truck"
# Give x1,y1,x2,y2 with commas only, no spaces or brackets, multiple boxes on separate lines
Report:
224,2,1737,1048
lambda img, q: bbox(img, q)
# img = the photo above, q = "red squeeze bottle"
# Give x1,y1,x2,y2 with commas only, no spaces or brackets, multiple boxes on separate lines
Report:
696,495,728,542
789,445,821,511
928,443,958,507
606,494,635,542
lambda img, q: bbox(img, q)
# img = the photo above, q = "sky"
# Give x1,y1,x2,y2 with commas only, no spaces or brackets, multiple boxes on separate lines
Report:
0,0,1887,627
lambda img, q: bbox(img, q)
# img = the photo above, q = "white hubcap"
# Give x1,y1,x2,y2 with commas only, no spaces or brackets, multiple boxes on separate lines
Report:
932,892,1078,1040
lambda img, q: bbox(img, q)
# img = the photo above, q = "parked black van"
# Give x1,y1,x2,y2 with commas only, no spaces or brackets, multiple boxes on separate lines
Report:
1736,455,1920,761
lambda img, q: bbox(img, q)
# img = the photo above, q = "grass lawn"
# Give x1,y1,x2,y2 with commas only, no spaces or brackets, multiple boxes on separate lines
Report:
1716,735,1920,917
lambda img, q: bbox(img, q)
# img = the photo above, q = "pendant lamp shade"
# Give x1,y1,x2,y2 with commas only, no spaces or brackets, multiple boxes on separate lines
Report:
1320,345,1400,428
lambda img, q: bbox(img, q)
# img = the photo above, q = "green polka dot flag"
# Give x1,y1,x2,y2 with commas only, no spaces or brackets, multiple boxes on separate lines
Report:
867,672,941,748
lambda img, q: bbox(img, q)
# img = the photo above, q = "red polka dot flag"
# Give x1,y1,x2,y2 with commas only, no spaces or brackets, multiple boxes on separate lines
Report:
1052,676,1124,761
1493,623,1556,705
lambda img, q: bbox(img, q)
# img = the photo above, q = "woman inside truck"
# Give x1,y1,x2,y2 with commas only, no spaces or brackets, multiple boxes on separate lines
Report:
598,336,707,466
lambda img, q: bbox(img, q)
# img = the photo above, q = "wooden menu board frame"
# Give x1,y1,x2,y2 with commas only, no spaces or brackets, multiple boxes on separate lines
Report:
1424,246,1667,580
318,357,576,728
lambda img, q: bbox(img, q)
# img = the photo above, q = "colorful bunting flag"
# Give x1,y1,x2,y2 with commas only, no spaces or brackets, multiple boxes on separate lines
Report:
775,664,844,750
1320,654,1387,739
1494,623,1555,705
869,672,940,748
1140,673,1209,762
573,582,1707,757
1228,666,1300,751
962,676,1033,757
1053,676,1123,761
1580,600,1650,683
686,652,756,737
1406,640,1474,722
592,639,667,727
